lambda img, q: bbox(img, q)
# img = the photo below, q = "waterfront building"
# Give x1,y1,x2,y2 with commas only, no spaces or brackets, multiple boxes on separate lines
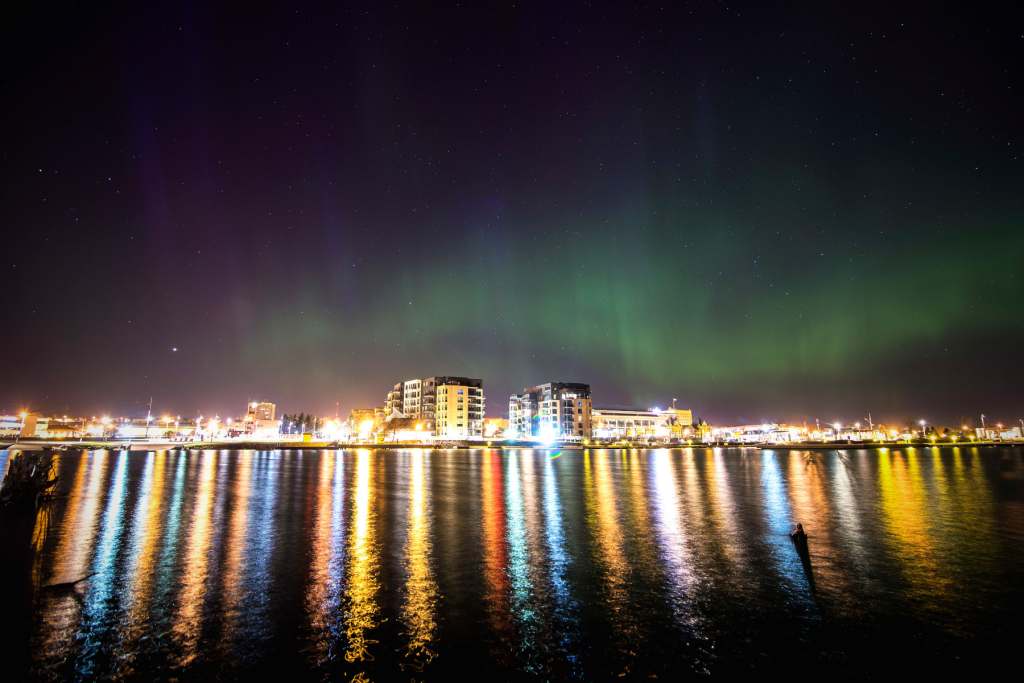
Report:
976,426,1023,441
18,414,49,438
251,401,276,421
508,382,592,442
243,401,280,437
432,377,485,439
383,376,485,439
711,423,807,444
0,414,22,437
591,407,692,441
45,417,83,439
832,425,880,441
114,417,163,439
385,383,403,416
402,379,422,417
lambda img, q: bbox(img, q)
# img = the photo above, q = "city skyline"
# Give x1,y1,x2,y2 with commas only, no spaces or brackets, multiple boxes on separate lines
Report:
3,378,1020,431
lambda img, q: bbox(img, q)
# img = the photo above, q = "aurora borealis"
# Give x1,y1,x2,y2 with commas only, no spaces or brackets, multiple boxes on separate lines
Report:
2,3,1021,422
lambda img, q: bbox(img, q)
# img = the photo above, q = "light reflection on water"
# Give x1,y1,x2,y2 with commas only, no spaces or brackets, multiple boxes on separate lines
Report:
400,449,437,671
6,446,1022,678
343,448,379,674
173,450,217,667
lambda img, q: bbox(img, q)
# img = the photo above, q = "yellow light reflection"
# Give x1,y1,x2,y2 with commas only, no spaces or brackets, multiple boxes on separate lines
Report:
30,454,64,581
223,450,253,643
173,451,218,666
36,452,102,659
49,452,106,583
400,450,437,670
705,449,744,568
877,449,949,601
624,450,658,582
344,449,380,667
584,450,637,675
123,451,168,643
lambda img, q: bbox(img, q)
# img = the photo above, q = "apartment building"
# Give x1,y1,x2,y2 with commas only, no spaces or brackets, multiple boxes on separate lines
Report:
508,382,592,442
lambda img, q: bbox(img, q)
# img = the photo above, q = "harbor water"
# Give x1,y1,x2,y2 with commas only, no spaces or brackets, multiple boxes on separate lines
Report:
3,446,1022,678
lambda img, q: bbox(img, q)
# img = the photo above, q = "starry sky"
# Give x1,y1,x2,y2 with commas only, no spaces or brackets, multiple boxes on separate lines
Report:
2,2,1021,424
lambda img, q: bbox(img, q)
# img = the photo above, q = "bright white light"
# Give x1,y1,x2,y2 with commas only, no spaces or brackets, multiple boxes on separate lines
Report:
538,422,559,447
322,419,342,439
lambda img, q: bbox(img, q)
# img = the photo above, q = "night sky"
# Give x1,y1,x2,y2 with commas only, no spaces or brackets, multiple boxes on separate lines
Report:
3,2,1021,424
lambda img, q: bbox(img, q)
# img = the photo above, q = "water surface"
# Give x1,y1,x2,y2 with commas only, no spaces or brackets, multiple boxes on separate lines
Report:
4,446,1022,678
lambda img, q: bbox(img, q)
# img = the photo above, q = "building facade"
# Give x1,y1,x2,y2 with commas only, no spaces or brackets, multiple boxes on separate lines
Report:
402,379,422,417
385,383,404,417
251,402,276,421
432,378,484,439
383,376,485,439
592,407,693,441
243,401,279,436
508,382,592,442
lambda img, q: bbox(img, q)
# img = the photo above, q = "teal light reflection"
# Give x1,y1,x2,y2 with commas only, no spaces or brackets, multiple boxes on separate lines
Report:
760,452,812,597
77,451,130,677
505,451,538,669
542,453,581,676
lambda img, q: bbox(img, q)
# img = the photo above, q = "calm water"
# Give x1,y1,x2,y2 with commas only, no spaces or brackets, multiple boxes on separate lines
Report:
3,447,1023,679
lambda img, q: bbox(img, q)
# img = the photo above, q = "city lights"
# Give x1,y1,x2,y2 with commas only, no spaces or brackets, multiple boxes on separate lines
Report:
2,388,1021,449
